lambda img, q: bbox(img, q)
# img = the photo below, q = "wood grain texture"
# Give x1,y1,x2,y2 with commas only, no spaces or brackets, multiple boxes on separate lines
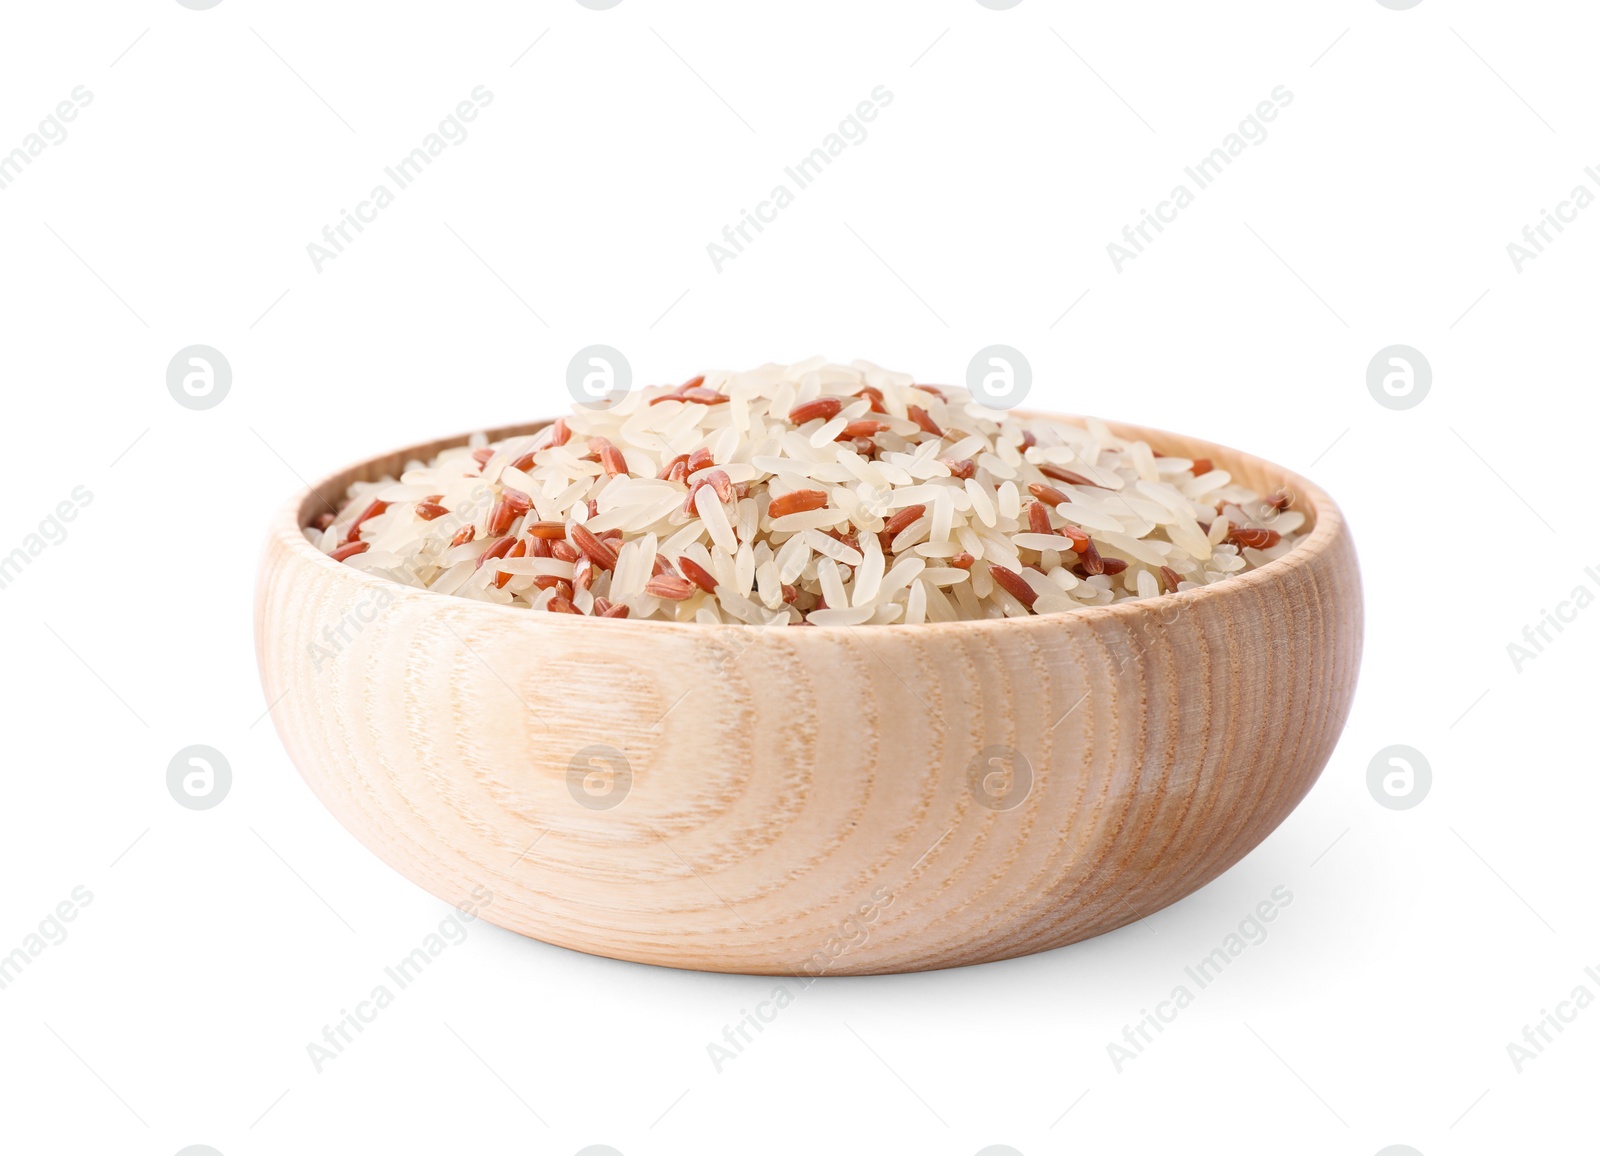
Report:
254,416,1362,975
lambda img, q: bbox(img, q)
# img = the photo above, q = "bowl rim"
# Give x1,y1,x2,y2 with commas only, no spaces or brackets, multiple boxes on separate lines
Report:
265,411,1349,637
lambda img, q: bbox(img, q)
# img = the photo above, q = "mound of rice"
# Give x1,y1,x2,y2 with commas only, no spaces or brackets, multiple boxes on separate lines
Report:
309,358,1306,625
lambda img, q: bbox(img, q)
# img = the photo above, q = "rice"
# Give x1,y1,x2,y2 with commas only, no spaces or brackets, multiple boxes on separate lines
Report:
311,359,1306,624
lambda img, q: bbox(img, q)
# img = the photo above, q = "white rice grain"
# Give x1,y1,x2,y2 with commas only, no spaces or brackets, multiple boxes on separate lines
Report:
316,359,1308,625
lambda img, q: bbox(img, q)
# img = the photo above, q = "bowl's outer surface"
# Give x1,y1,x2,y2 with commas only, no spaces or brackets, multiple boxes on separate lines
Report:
255,416,1362,975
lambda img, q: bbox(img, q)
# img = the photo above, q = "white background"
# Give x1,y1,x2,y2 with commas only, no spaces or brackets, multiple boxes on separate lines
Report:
1,1,1595,1153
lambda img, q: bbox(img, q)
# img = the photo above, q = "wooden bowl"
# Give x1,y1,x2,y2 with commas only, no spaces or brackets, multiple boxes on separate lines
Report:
255,416,1361,975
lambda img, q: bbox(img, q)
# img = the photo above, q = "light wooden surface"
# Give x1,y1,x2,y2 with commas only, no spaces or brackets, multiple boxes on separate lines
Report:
254,416,1362,975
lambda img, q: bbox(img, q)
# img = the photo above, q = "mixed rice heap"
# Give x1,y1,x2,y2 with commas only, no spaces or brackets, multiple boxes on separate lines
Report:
311,359,1305,625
